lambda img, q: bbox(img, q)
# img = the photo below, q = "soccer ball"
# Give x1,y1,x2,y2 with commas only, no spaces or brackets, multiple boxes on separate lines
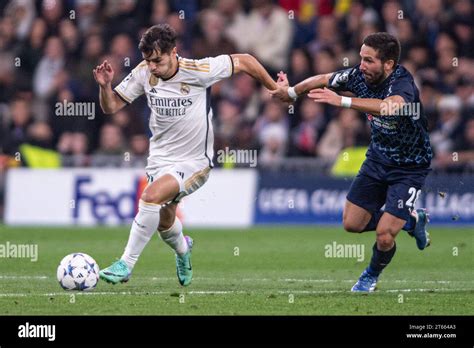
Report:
56,253,100,291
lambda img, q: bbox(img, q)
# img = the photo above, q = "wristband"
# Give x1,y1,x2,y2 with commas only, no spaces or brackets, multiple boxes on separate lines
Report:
341,96,352,108
287,86,298,101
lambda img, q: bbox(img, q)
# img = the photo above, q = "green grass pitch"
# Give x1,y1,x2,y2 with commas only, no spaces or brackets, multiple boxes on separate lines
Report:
0,226,472,315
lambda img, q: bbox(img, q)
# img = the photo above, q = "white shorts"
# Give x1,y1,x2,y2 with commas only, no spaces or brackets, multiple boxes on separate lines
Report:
145,158,211,203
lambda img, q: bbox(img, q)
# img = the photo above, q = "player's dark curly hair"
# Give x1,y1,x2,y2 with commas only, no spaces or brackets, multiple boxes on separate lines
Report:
363,32,401,66
138,24,177,57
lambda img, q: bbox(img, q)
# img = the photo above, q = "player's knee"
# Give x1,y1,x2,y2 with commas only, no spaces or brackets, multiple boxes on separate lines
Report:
376,224,398,236
140,190,159,204
376,232,394,250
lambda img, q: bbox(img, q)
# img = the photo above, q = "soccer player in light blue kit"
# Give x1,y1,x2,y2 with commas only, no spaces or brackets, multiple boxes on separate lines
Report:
272,32,432,292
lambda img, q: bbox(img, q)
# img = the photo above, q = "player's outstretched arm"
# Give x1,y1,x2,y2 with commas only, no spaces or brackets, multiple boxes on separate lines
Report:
230,54,278,91
307,87,406,116
93,60,126,114
270,73,333,103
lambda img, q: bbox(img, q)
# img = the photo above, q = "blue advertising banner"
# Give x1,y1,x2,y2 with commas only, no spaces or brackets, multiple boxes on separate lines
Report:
254,172,474,225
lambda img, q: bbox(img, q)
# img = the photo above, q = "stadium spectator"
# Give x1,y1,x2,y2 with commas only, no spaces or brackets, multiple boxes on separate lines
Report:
58,19,81,57
287,47,313,86
232,0,293,75
214,98,241,152
192,9,236,58
91,123,126,167
16,17,48,81
110,33,138,68
74,0,101,35
258,123,288,169
430,95,464,155
40,0,64,34
57,131,89,167
26,121,54,149
32,36,66,99
312,47,338,76
435,118,474,171
255,99,289,167
317,108,368,160
220,73,260,122
217,0,248,50
2,97,33,155
124,133,149,168
289,99,326,157
4,0,36,41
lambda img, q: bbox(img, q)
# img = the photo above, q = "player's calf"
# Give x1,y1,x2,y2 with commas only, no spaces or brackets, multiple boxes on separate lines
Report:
158,203,177,231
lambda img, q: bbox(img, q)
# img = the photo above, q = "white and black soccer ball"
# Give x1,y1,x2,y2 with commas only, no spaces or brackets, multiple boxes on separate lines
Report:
56,253,100,291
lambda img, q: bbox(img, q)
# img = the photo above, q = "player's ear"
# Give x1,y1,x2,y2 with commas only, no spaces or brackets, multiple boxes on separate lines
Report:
384,59,395,71
171,47,177,56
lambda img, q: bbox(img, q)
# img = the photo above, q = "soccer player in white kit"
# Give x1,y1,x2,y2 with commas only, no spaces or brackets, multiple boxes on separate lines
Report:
93,24,278,286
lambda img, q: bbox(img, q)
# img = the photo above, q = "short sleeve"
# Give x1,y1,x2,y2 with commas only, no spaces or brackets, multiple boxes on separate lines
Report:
386,76,415,103
114,64,146,104
328,66,358,92
192,55,233,88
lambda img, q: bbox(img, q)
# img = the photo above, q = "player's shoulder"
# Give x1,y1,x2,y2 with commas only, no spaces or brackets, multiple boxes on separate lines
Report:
329,64,361,88
178,56,211,73
129,60,149,80
392,64,414,82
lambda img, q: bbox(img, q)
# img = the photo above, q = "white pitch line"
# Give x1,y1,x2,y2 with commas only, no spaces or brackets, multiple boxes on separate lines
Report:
2,275,473,284
0,288,472,298
278,289,474,294
0,290,247,297
0,275,49,279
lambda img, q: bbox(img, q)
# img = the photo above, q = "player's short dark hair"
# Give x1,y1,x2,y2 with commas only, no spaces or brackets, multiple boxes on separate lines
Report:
363,32,401,66
138,24,177,57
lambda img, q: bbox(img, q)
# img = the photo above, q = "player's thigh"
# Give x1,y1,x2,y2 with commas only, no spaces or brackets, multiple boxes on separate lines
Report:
141,173,180,204
146,159,211,205
344,173,387,232
169,160,211,203
384,181,423,223
158,202,178,231
342,200,372,232
376,212,406,249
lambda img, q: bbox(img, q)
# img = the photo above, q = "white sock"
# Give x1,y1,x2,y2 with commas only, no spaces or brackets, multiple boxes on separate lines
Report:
158,217,188,256
121,200,161,270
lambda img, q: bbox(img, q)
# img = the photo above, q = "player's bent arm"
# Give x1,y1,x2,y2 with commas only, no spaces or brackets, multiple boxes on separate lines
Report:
99,83,127,114
230,54,278,91
293,73,332,96
348,95,406,116
272,73,332,103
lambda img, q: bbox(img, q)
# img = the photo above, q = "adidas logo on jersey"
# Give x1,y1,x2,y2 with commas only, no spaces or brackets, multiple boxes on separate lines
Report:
149,87,158,94
176,171,184,179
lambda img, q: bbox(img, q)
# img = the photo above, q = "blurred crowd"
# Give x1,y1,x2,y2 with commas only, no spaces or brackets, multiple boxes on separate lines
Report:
0,0,473,172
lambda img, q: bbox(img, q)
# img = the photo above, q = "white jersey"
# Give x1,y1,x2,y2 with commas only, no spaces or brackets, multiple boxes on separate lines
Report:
114,54,234,170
